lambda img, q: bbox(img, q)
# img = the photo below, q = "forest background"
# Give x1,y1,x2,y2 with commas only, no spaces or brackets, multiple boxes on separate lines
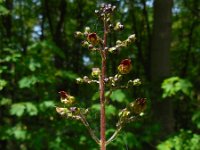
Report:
0,0,200,149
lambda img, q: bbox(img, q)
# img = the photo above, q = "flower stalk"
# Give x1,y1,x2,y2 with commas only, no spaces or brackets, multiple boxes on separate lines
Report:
56,3,147,150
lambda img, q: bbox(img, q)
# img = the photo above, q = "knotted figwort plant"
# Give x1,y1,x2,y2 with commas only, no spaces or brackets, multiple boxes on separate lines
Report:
56,4,147,150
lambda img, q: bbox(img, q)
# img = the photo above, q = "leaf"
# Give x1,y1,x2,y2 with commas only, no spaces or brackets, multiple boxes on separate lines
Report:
10,102,38,116
10,103,26,117
0,79,7,90
28,58,41,71
6,124,28,140
91,92,100,101
39,101,55,111
0,98,12,106
18,75,38,88
0,5,9,15
161,76,193,99
106,105,117,116
110,89,126,102
25,102,38,116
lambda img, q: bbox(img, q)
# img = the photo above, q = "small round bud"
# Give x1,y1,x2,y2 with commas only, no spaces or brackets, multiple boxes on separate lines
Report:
91,68,101,77
112,5,116,11
88,44,94,49
109,24,114,29
83,76,89,82
133,78,141,86
116,40,122,45
95,10,99,14
56,107,68,116
114,22,124,31
108,47,117,53
119,24,124,30
104,47,109,51
74,31,83,38
84,27,90,33
76,77,83,84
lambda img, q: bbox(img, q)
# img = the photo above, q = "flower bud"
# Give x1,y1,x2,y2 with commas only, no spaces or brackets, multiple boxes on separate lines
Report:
108,47,117,53
116,40,122,45
84,27,90,34
58,91,75,105
83,76,89,82
91,68,101,77
114,22,124,31
76,77,83,84
118,59,132,74
133,78,141,86
56,107,68,116
74,31,83,38
128,34,136,42
130,98,146,115
118,108,130,118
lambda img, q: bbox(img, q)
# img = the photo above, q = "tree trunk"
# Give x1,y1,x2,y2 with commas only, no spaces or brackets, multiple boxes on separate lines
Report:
150,0,174,139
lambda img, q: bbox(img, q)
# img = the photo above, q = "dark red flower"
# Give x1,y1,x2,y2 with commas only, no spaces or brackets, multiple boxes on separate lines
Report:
118,59,132,74
58,91,69,99
87,33,98,45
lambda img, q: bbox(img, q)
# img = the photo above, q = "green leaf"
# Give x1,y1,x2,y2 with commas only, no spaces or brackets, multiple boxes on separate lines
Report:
18,75,38,88
110,89,126,102
91,92,100,101
0,98,12,106
0,5,9,15
0,79,7,90
161,76,193,99
39,101,55,111
10,103,26,117
25,102,38,116
6,124,28,140
28,58,41,71
10,102,38,116
106,105,117,116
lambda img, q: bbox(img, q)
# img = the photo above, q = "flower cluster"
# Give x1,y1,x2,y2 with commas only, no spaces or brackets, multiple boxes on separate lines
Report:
56,91,88,120
117,98,146,127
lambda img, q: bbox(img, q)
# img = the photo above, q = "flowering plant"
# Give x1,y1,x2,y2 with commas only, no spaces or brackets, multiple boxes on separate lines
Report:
56,4,146,150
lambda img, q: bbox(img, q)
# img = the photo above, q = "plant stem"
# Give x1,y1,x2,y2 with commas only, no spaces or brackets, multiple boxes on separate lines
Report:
106,127,122,146
80,113,100,144
99,16,107,150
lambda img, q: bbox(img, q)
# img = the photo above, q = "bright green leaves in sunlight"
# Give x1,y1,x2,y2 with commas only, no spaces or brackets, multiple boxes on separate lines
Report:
18,76,39,88
110,89,127,103
0,79,7,90
5,123,29,141
0,1,9,15
157,130,200,150
10,101,55,117
161,76,193,98
10,102,38,117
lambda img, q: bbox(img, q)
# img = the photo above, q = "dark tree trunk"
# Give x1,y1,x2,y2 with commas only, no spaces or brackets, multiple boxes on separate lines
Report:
150,0,174,139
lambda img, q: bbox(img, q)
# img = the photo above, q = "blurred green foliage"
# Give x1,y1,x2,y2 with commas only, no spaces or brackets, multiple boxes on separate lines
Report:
157,130,200,150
